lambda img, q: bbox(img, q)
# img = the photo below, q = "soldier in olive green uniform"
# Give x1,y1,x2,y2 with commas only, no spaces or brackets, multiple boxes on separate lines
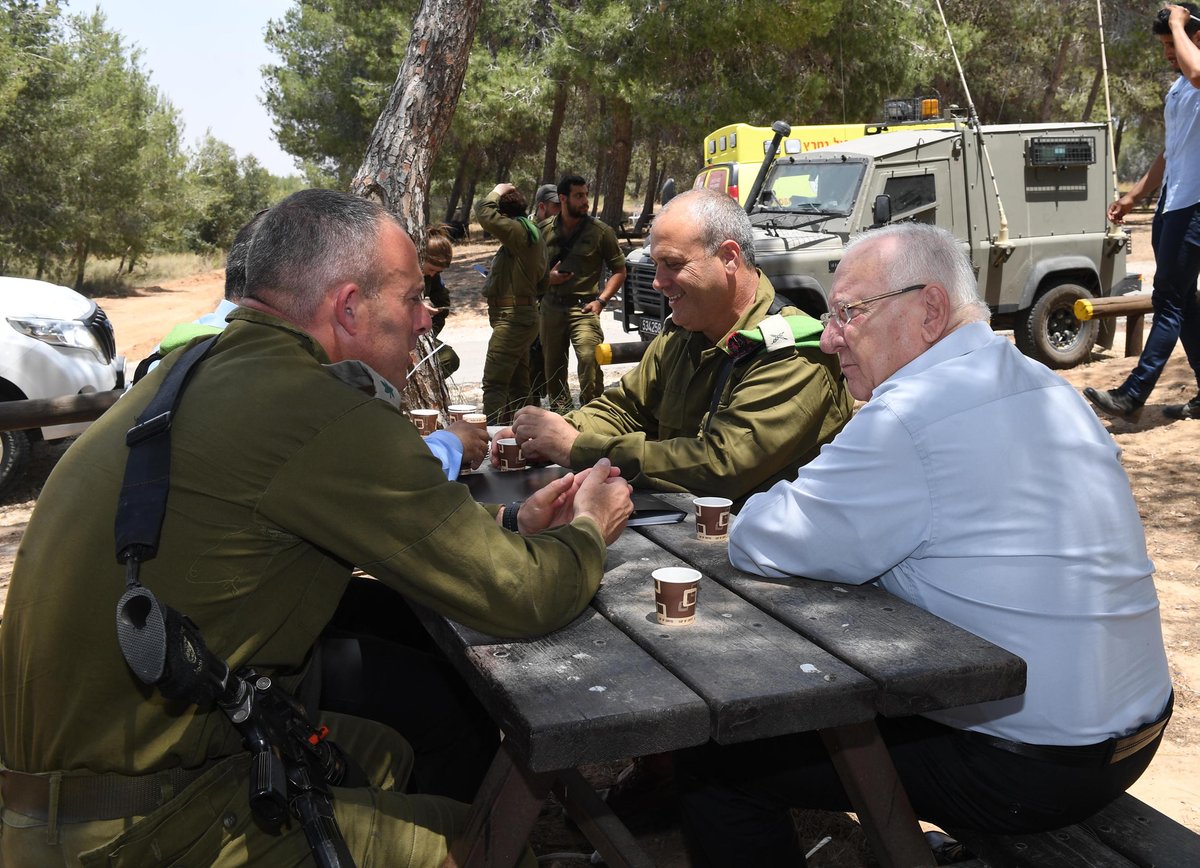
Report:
476,184,548,424
540,175,627,412
0,190,633,867
504,188,853,508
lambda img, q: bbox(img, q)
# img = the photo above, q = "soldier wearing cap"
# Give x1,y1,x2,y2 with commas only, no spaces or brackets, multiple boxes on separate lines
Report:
538,174,627,411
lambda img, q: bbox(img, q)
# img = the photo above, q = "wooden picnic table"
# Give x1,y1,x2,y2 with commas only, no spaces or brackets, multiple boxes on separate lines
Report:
421,479,1027,868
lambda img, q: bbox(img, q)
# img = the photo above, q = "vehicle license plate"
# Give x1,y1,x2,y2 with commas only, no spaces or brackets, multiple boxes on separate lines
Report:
639,318,662,338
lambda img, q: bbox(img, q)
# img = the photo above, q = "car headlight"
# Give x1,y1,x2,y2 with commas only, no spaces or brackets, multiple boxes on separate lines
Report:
8,316,106,362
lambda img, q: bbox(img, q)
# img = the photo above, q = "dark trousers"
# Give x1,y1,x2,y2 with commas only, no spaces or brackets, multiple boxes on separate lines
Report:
319,578,499,804
1121,200,1200,402
676,713,1165,867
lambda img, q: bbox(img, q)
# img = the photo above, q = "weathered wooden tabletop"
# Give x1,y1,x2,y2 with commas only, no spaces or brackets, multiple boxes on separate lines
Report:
429,480,1028,868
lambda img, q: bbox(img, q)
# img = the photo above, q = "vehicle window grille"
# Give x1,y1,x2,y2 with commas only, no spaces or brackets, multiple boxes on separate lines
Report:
1026,137,1095,168
86,306,117,362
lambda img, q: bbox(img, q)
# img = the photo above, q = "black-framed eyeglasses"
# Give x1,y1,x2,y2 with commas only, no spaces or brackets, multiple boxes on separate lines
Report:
819,283,928,329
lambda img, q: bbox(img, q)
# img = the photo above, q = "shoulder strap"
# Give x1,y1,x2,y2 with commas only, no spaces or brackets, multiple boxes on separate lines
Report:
703,356,738,435
115,336,219,565
702,309,823,434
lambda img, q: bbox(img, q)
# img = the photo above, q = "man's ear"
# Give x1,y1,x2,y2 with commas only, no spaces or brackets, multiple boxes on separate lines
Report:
334,283,360,334
718,240,741,273
920,283,952,342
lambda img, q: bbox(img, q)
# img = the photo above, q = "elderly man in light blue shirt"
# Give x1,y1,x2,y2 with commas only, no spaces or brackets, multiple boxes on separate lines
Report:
676,223,1173,868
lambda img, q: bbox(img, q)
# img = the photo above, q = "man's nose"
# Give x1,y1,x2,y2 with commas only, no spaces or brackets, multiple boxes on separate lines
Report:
819,321,842,354
417,302,435,334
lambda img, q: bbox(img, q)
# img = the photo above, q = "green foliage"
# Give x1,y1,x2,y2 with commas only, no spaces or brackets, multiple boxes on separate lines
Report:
263,0,418,187
180,135,274,252
0,1,300,284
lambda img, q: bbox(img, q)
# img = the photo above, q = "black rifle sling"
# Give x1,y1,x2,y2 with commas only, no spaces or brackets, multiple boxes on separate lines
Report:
702,294,789,434
115,336,218,566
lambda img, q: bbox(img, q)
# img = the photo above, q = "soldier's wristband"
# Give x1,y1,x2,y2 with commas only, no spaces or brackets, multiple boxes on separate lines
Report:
502,501,522,533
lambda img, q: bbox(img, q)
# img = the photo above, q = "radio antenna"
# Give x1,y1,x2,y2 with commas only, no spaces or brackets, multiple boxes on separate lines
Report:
932,0,1011,246
1096,0,1124,238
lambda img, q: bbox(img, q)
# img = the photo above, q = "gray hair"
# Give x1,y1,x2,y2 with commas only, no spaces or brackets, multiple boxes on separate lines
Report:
243,189,402,323
661,188,757,269
844,223,990,322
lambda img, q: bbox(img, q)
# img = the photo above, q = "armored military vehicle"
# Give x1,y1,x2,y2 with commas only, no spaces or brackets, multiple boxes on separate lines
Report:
618,118,1138,368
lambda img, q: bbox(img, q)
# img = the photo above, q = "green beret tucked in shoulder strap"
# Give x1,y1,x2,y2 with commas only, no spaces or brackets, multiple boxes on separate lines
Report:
517,216,540,245
723,313,824,362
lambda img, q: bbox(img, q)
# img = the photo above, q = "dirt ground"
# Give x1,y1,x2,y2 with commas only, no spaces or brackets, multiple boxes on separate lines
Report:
0,213,1195,865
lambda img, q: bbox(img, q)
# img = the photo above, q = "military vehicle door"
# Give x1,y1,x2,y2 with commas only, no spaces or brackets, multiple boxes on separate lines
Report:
872,161,957,236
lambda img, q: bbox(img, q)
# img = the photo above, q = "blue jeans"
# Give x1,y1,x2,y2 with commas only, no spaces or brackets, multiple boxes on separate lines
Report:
1120,201,1200,402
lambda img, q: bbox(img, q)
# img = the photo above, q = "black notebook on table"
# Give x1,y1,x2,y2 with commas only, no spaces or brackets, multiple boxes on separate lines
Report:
461,466,686,527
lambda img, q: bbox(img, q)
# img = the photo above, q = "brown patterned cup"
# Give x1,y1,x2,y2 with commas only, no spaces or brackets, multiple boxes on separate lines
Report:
496,437,526,471
411,408,440,436
694,497,733,541
653,567,701,626
447,404,477,424
462,412,488,430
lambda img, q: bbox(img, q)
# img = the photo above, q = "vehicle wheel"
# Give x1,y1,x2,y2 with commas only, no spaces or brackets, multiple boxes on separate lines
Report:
1015,281,1098,369
0,429,31,495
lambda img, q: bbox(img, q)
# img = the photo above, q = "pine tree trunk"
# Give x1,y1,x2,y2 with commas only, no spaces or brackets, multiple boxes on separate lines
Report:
600,99,633,228
634,137,660,234
349,0,484,413
350,0,484,241
73,240,88,291
443,148,472,223
542,80,568,184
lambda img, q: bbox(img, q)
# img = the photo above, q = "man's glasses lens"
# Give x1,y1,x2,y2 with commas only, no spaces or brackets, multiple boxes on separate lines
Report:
819,283,927,329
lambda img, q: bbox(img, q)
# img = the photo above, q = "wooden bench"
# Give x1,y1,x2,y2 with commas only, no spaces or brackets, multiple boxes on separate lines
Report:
1075,294,1153,358
950,793,1200,867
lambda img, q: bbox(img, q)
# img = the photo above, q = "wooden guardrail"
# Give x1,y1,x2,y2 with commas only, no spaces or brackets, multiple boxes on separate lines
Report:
1075,294,1154,358
0,390,124,433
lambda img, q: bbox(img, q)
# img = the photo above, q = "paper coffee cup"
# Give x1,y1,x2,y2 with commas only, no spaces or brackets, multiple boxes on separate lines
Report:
653,567,701,626
447,404,476,424
411,408,440,436
496,437,526,471
694,497,733,541
462,412,488,430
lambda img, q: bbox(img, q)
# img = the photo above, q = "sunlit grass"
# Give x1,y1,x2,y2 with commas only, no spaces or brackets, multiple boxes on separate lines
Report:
81,251,225,298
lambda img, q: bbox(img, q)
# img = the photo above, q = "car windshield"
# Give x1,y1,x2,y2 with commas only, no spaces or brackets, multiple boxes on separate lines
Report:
755,160,865,217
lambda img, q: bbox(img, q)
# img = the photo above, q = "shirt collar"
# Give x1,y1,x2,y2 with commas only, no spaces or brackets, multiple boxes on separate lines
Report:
227,306,332,363
715,271,780,357
881,320,994,388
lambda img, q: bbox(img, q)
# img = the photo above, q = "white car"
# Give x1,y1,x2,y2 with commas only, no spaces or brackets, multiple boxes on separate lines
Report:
0,277,125,492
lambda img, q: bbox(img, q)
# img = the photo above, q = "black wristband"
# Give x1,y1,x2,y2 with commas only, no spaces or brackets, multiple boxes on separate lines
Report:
502,501,522,533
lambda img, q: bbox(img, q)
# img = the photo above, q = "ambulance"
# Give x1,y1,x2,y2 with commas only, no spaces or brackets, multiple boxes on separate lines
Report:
694,96,950,206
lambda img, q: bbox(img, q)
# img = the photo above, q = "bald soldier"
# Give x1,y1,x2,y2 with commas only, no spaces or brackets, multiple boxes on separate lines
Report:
0,189,633,867
500,188,853,507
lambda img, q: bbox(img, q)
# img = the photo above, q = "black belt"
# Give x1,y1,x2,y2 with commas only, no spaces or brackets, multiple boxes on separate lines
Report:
542,294,589,309
963,693,1172,768
490,296,535,307
0,762,220,822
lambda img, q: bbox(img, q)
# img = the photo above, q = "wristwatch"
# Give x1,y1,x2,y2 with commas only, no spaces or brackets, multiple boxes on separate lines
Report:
502,501,522,533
